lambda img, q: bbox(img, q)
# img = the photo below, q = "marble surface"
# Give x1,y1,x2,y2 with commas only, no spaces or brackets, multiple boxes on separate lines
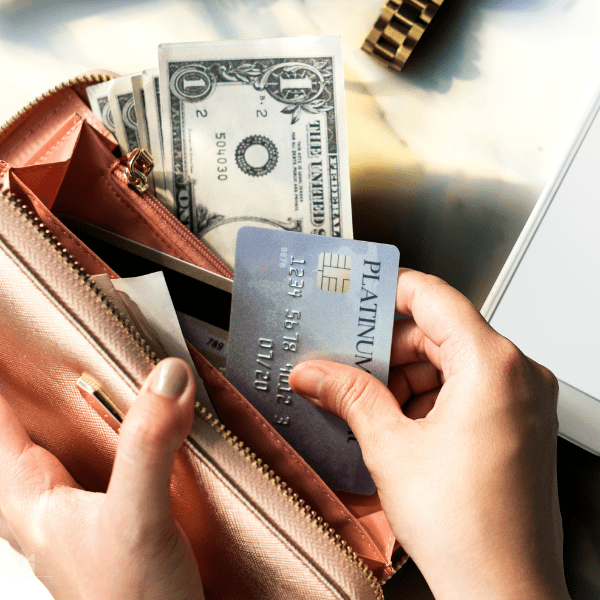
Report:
1,0,600,598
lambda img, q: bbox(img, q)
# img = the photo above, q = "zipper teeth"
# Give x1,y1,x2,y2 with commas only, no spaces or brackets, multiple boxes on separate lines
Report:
0,73,112,138
1,188,160,365
3,185,384,597
1,74,384,598
196,403,385,599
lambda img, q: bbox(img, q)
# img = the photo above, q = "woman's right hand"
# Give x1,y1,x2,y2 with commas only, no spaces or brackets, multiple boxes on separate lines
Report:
290,269,570,600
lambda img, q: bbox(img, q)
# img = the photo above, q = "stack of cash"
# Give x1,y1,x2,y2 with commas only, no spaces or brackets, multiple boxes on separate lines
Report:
87,37,353,270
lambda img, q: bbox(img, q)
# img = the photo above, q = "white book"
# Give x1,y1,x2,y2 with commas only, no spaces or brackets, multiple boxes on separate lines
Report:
482,83,600,454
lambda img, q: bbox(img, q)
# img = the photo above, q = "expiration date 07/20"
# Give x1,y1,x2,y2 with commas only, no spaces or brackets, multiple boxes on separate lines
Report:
253,308,303,426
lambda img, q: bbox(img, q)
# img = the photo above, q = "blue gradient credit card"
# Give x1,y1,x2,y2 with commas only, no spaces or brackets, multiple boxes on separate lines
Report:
226,227,399,494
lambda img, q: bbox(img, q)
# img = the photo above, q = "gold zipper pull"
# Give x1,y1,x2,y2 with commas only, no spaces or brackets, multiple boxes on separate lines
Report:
77,374,124,433
124,148,154,193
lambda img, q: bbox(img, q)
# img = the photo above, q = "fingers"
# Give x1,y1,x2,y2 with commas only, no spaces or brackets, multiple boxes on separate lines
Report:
395,269,490,350
403,389,440,420
0,391,78,547
390,318,442,369
103,358,195,532
388,361,442,407
290,360,407,454
0,392,32,474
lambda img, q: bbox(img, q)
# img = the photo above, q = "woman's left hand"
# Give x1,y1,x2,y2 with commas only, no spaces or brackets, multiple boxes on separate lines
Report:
0,358,204,600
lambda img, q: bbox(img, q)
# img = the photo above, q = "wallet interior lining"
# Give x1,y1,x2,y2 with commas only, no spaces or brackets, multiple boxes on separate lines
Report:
0,87,114,168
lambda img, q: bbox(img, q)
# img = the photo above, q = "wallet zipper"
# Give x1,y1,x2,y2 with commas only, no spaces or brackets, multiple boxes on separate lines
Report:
1,186,386,598
1,188,160,363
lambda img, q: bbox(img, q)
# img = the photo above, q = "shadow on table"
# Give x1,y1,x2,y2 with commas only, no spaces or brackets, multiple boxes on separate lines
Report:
351,164,535,308
558,438,600,598
345,62,536,308
383,559,435,600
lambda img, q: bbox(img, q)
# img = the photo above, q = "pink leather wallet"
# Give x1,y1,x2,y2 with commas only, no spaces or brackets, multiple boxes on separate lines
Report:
0,72,406,599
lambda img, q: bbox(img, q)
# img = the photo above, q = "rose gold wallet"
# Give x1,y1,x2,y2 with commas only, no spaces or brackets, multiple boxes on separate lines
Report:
0,73,406,599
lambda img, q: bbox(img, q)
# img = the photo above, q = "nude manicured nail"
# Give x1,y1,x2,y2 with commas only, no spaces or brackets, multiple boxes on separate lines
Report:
151,359,189,399
293,362,326,401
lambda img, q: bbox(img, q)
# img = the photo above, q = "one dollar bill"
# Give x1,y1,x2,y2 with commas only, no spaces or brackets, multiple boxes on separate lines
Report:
86,79,118,137
158,37,353,269
108,74,142,154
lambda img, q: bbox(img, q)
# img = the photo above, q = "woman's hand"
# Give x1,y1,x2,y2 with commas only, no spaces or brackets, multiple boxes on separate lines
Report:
0,358,204,600
290,269,569,600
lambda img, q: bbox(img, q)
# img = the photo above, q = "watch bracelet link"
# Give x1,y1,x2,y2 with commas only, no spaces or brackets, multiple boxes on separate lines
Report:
362,0,444,72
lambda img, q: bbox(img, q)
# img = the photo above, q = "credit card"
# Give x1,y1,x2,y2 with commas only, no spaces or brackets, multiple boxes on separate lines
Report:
226,227,399,494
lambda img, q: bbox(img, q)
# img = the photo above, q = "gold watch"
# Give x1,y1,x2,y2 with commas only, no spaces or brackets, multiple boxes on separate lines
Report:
362,0,444,72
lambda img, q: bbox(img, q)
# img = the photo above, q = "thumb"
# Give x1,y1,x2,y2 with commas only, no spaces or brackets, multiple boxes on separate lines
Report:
104,358,195,529
289,360,407,457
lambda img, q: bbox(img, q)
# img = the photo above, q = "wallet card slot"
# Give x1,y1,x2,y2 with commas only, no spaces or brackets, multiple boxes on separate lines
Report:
9,114,89,208
12,159,72,209
188,342,394,572
25,112,90,167
50,120,232,279
0,88,115,168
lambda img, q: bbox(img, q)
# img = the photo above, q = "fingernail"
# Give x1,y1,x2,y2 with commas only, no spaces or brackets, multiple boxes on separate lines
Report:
292,362,326,401
151,359,189,399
